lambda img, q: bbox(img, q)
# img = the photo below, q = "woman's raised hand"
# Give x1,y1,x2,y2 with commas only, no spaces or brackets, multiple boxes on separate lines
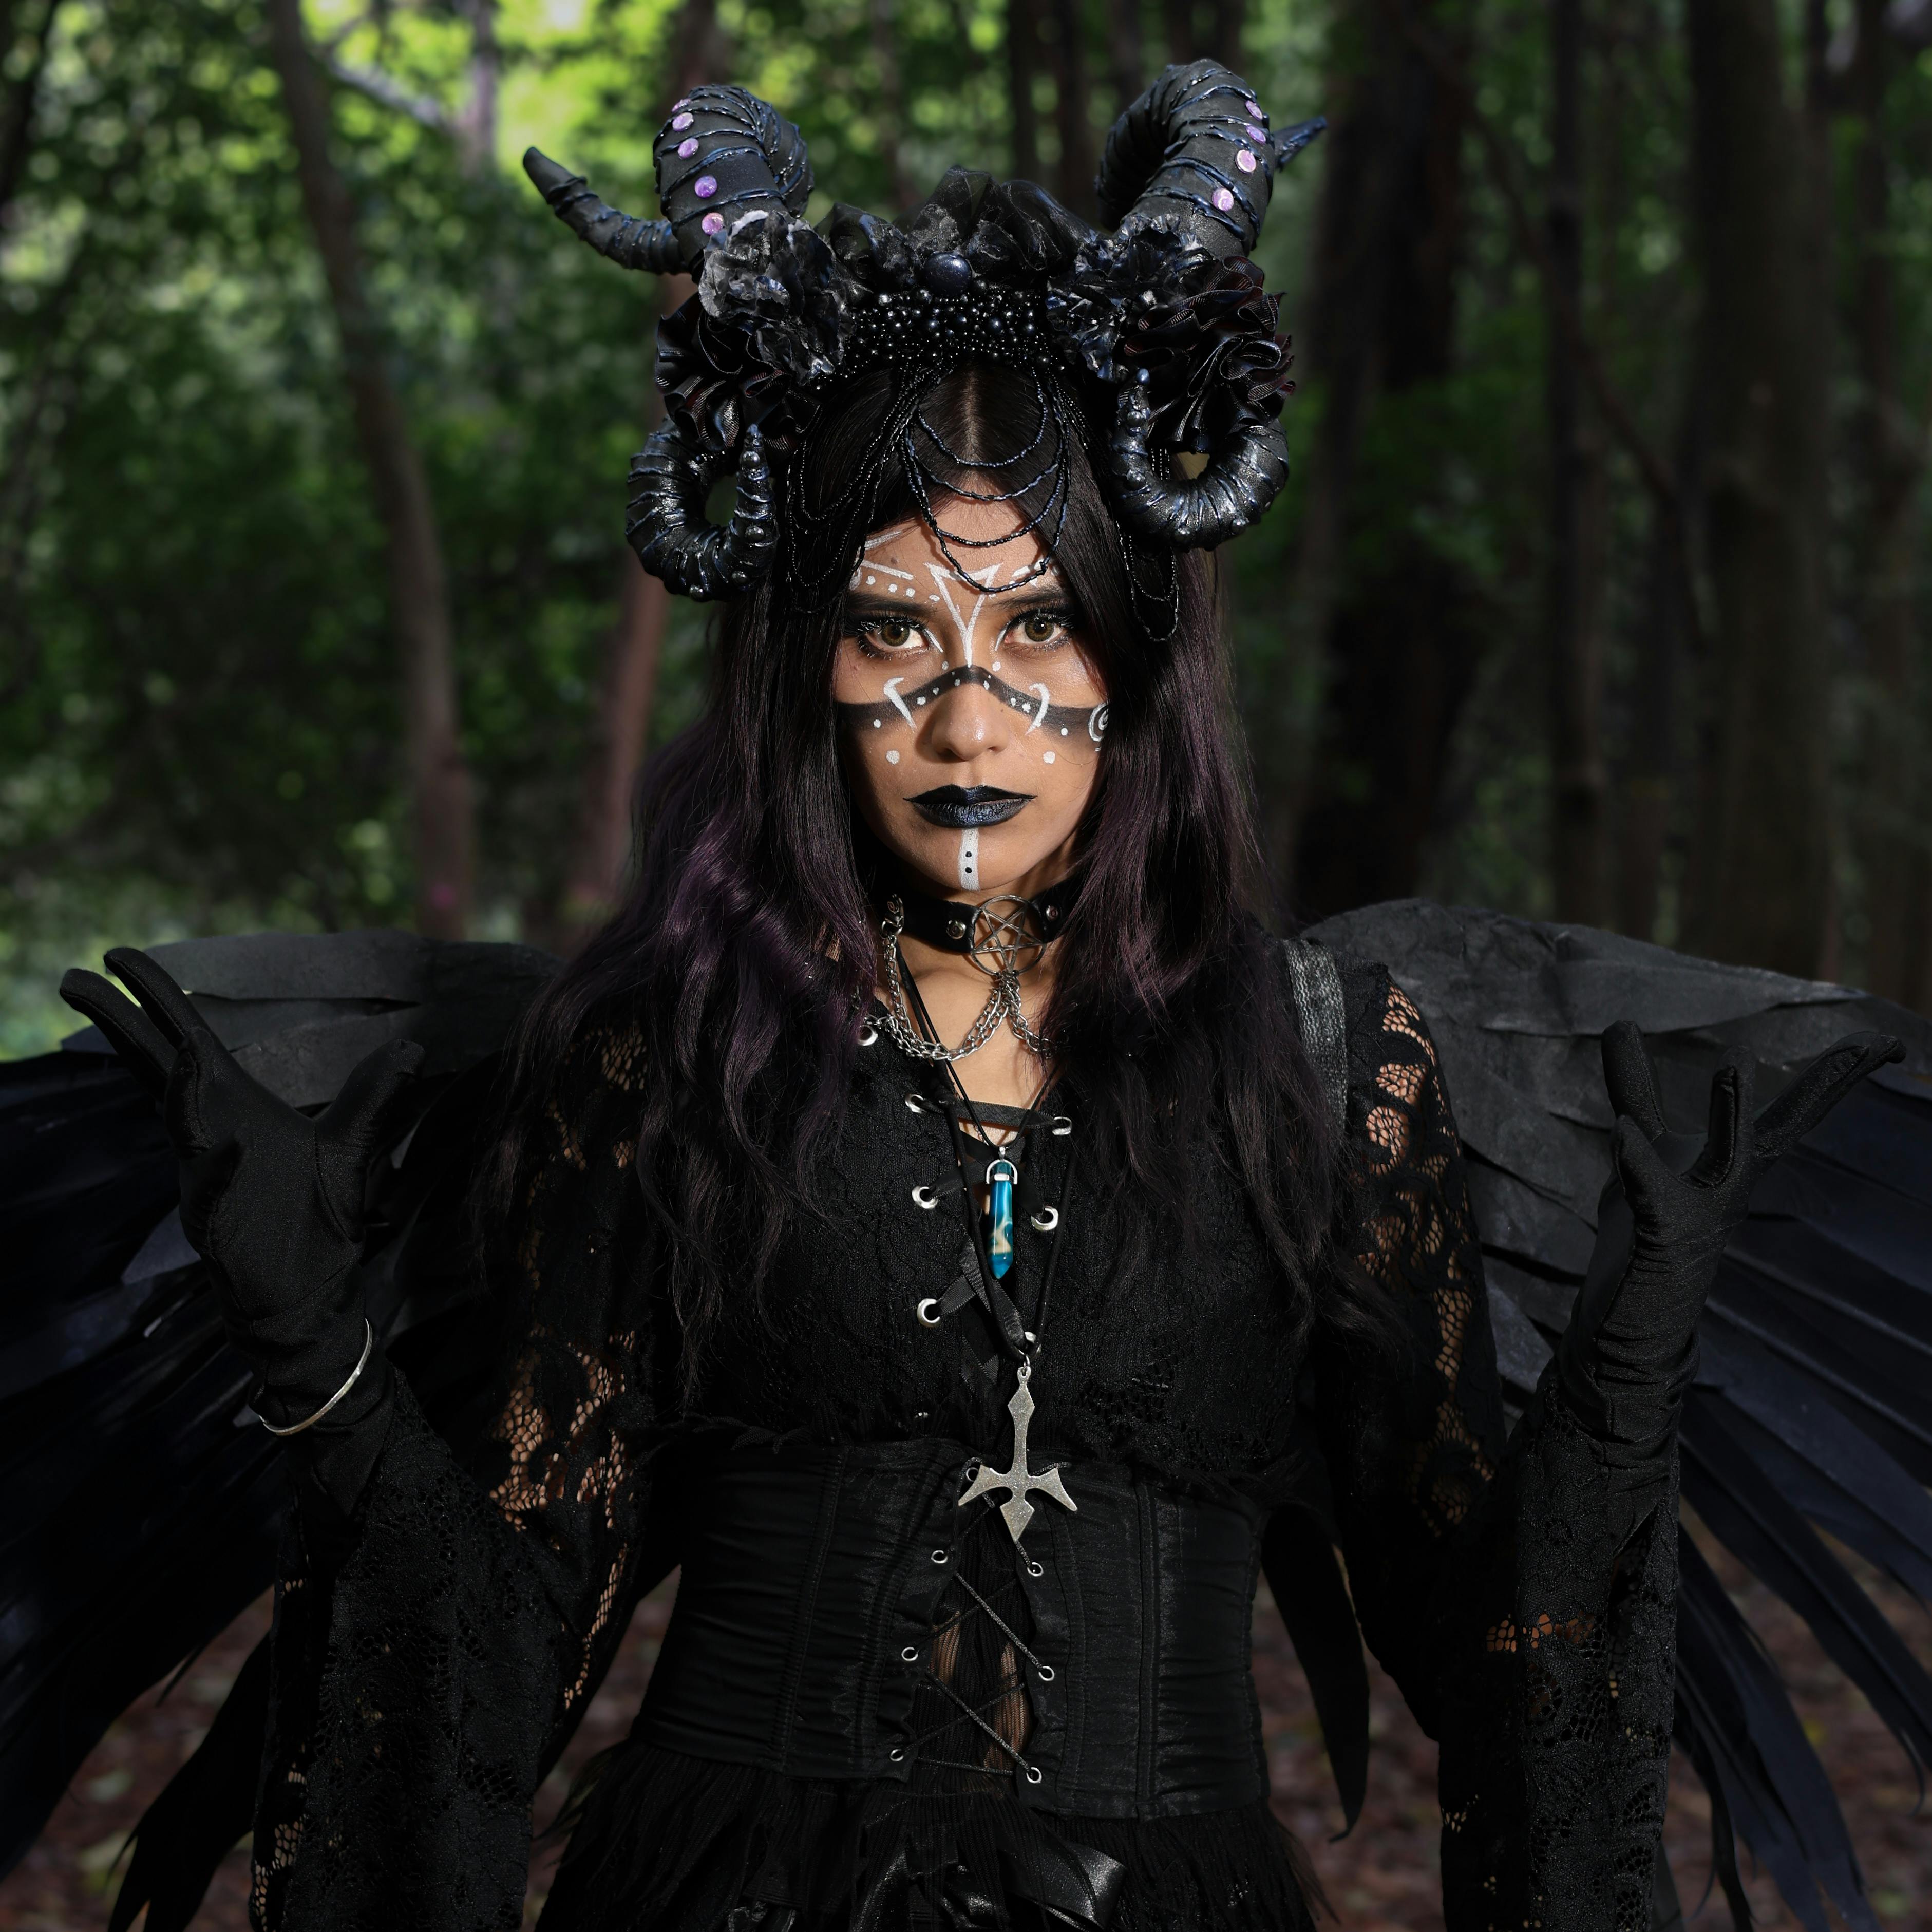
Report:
60,948,422,1430
1557,1019,1903,1450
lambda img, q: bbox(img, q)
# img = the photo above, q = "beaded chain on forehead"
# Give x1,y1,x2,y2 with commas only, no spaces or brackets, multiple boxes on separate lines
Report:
787,370,1078,612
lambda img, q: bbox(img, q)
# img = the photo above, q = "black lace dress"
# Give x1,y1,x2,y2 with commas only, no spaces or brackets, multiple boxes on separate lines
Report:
251,956,1679,1932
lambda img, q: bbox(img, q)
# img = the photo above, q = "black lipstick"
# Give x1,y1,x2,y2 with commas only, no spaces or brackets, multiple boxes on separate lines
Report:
908,785,1033,828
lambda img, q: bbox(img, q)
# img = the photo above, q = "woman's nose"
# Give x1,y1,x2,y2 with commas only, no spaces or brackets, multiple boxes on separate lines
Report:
923,671,1014,763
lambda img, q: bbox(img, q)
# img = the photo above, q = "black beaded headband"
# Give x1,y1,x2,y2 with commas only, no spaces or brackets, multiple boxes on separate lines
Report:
522,62,1324,607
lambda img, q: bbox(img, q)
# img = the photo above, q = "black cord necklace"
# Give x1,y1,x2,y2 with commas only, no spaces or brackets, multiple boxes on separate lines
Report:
897,948,1080,1545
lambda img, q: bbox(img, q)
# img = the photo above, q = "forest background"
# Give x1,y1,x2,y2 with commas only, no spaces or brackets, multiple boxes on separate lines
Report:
3,0,1932,1050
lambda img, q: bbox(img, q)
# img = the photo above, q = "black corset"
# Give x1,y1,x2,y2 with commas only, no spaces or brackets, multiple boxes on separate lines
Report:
636,1437,1270,1820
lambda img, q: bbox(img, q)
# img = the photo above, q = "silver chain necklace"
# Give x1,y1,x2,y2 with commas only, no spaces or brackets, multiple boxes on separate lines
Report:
879,897,1051,1064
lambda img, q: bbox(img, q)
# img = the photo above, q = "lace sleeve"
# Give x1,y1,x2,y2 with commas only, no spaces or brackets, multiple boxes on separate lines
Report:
1308,964,1506,1727
1311,964,1677,1932
252,1019,669,1932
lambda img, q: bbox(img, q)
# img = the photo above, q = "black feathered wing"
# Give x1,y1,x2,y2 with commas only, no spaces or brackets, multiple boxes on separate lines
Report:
1308,898,1932,1932
0,932,556,1923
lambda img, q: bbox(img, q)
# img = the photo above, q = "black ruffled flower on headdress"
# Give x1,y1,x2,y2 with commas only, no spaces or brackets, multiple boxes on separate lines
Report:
523,65,1323,602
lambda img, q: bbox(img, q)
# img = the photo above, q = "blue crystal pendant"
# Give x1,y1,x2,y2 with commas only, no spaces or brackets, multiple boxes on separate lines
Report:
986,1158,1017,1279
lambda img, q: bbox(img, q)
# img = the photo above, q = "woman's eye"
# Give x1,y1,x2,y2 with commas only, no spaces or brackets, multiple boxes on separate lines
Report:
850,616,923,651
1013,612,1071,647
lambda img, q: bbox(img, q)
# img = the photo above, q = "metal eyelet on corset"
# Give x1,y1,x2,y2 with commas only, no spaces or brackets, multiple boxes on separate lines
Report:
902,1645,920,1662
1030,1206,1059,1233
857,1021,879,1047
1026,1560,1044,1578
912,1185,940,1210
1025,1766,1044,1784
917,1298,942,1327
933,1549,950,1564
891,1747,906,1763
905,1093,930,1114
1035,1663,1056,1681
1050,1116,1073,1137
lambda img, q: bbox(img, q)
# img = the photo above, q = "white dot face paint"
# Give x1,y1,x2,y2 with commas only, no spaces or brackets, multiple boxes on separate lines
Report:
886,748,900,765
1043,750,1055,764
957,827,979,892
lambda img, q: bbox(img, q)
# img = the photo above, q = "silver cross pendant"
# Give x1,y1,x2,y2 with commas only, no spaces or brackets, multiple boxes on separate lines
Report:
959,1361,1076,1543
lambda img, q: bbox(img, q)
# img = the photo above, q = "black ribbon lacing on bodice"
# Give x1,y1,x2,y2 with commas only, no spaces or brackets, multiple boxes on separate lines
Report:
893,961,1079,1790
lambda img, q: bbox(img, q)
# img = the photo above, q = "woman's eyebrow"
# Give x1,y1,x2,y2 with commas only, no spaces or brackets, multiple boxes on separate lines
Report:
987,589,1084,619
841,592,943,622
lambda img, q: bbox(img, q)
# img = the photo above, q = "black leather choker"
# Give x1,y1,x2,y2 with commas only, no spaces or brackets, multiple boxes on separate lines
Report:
885,874,1080,973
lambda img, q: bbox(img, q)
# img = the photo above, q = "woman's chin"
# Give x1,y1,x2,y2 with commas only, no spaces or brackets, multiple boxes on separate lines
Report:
883,820,1073,900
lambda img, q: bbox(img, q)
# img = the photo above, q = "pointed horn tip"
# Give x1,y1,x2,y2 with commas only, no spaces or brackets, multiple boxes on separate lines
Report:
522,147,582,199
1271,117,1327,160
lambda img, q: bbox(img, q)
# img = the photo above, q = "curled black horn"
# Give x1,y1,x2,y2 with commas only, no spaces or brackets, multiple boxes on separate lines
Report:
523,148,683,272
1096,61,1317,257
627,419,776,601
651,85,813,267
1105,381,1289,549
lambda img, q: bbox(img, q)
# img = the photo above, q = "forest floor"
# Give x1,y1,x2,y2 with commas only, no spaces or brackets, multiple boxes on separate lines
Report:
2,1532,1927,1931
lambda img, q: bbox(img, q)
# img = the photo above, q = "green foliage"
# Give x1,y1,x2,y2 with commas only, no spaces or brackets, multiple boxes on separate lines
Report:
5,0,1931,1051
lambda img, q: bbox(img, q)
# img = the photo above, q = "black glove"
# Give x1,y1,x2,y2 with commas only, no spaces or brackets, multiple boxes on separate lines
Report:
60,948,422,1448
1558,1020,1903,1453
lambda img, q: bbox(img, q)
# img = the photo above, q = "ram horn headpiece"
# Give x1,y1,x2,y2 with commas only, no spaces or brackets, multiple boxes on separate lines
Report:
524,67,1322,598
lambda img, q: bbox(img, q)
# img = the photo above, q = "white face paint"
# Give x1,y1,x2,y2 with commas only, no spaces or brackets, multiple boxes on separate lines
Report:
832,503,1108,906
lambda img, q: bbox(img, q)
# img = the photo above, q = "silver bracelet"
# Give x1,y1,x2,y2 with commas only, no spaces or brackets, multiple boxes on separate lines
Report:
254,1320,375,1438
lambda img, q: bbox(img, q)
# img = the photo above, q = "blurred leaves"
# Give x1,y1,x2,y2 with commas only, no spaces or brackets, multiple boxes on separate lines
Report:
4,0,1932,1048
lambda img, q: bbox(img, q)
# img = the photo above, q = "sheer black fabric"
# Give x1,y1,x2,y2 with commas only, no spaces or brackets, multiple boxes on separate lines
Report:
251,954,1676,1932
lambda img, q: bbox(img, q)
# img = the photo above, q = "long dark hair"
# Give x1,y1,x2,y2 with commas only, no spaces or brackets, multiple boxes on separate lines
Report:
490,360,1354,1376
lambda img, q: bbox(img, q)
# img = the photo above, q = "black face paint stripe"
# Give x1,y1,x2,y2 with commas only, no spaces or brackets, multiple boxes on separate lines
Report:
833,664,1107,741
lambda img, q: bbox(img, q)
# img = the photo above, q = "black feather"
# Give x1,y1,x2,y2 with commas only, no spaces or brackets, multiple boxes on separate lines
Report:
1675,1535,1876,1932
1680,1393,1932,1795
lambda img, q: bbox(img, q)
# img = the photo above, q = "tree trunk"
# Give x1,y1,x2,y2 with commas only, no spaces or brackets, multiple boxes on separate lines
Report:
1108,0,1145,111
871,0,915,212
1049,0,1095,216
1546,0,1607,922
264,0,473,938
1008,0,1041,179
0,0,56,225
1683,0,1833,975
556,552,673,943
550,4,723,949
1619,404,1700,941
1848,0,1930,1008
1206,0,1244,68
454,0,498,175
1260,0,1474,919
1162,0,1196,64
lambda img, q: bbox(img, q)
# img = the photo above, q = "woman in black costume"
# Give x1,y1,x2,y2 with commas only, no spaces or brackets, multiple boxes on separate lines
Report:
60,64,1899,1932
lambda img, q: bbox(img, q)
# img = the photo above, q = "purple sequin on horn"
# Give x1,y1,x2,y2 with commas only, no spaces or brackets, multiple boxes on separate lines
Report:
672,112,694,130
678,137,698,157
1244,99,1262,118
694,175,717,199
1235,149,1257,173
701,211,725,233
1245,124,1265,141
1212,187,1235,211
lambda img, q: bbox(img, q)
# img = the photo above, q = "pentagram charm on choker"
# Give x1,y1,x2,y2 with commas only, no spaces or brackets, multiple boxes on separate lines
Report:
962,895,1050,977
959,1362,1076,1543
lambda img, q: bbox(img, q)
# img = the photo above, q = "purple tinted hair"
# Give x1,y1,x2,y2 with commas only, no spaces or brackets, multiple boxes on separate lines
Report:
489,361,1363,1376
